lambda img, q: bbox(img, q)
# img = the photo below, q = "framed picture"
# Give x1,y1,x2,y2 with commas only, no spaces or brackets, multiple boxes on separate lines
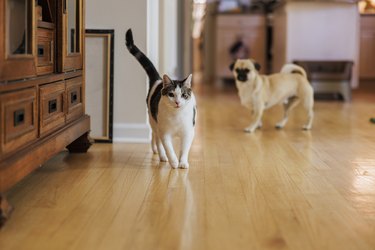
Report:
85,29,114,142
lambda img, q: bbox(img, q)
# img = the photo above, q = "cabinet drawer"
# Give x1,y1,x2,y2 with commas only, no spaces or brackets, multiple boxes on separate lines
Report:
39,81,66,136
0,88,38,155
37,28,54,75
66,77,84,122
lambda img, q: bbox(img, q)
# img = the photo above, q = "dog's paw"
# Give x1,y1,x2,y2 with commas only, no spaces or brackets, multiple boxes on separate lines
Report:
179,161,189,169
244,127,255,133
302,125,312,130
275,124,284,129
275,120,287,129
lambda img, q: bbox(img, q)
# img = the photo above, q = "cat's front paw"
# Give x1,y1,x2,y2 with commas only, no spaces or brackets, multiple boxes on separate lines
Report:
152,147,158,154
170,161,179,169
179,162,189,169
159,154,168,162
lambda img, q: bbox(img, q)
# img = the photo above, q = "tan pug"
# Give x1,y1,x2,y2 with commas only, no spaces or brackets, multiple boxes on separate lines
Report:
230,59,314,133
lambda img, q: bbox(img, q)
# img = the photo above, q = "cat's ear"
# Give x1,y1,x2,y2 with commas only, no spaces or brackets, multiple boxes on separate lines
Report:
162,74,173,87
184,74,193,88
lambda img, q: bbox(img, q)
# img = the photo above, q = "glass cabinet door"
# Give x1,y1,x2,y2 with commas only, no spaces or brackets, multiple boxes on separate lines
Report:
66,0,80,55
58,0,83,72
6,0,33,56
0,0,36,81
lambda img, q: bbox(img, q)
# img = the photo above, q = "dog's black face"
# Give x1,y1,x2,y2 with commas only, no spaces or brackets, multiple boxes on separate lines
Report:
235,68,250,82
229,60,261,83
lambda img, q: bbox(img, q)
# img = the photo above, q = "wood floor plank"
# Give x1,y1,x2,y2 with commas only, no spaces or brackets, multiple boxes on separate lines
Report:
1,83,375,250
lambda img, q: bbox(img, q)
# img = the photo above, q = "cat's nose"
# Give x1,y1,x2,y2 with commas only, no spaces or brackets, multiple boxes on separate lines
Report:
175,101,180,106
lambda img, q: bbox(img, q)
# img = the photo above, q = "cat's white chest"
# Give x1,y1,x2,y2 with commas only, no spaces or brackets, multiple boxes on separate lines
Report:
157,97,195,136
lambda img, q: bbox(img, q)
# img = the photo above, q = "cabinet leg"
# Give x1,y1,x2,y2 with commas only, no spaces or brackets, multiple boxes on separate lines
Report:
0,194,13,228
66,132,94,153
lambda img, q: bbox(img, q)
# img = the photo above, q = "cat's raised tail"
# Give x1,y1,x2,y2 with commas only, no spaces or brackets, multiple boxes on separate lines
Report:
125,29,161,88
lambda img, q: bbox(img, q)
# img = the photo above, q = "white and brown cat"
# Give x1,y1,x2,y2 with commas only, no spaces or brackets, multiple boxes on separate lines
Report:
126,29,196,169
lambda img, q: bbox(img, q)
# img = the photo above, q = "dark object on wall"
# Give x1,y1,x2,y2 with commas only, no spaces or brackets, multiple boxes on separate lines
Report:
229,39,249,60
294,60,353,101
85,29,114,143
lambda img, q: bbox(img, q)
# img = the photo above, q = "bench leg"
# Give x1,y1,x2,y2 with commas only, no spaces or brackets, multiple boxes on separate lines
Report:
0,194,13,228
341,84,351,102
66,132,94,153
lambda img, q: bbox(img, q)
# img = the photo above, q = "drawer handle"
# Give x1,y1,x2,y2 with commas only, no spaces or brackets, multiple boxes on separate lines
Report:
14,109,25,127
71,91,78,104
48,99,57,113
38,45,45,57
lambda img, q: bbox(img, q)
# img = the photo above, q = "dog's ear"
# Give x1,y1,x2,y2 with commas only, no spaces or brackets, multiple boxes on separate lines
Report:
229,62,235,71
254,62,261,71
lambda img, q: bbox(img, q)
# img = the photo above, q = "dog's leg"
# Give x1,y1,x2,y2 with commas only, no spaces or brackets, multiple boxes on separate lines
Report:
276,96,300,129
302,95,314,130
303,109,314,130
245,106,264,133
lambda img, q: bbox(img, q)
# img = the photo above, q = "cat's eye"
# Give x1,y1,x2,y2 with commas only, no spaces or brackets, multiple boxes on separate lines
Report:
245,69,250,73
168,93,174,98
182,93,189,99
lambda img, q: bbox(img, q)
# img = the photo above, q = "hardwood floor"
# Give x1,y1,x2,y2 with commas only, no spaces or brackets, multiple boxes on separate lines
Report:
1,83,375,250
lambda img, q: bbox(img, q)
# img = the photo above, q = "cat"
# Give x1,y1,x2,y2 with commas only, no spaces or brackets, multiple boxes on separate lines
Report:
125,29,196,169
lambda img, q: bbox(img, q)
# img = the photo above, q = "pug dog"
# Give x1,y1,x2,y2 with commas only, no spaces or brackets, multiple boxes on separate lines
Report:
230,59,314,133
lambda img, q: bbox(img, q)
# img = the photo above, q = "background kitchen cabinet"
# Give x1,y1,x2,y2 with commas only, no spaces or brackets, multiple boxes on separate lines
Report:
215,14,267,81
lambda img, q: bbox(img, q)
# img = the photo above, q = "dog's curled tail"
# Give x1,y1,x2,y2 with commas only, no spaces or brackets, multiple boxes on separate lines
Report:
280,64,307,79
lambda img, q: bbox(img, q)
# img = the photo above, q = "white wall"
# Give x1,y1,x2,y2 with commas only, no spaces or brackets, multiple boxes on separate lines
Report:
203,2,217,83
159,0,179,78
273,2,360,88
86,0,158,142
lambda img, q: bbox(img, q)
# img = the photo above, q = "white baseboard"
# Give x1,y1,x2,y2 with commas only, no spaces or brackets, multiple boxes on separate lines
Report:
113,123,151,143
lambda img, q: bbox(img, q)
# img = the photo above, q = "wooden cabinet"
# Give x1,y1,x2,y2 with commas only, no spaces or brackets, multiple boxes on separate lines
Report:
0,0,91,216
359,15,375,79
215,14,266,80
